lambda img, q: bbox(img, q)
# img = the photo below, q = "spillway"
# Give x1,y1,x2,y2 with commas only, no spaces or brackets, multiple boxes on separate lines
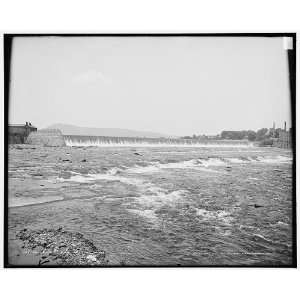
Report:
64,135,253,147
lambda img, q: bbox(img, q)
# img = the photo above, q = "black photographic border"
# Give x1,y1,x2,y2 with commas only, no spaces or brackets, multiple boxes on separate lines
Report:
3,33,297,268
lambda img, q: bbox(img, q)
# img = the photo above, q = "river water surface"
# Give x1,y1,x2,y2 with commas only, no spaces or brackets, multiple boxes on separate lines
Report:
8,145,294,266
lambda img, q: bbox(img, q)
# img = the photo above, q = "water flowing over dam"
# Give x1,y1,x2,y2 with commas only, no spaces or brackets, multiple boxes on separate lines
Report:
64,135,253,147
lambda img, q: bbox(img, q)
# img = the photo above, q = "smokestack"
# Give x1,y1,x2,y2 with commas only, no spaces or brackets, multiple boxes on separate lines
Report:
284,121,287,131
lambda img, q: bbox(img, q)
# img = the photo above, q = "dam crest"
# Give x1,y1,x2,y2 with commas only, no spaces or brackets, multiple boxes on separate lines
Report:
64,135,253,148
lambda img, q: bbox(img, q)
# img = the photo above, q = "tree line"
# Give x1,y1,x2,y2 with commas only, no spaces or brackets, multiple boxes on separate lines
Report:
220,128,284,141
181,128,284,142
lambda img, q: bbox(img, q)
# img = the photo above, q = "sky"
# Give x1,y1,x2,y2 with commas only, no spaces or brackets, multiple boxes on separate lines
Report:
9,36,292,136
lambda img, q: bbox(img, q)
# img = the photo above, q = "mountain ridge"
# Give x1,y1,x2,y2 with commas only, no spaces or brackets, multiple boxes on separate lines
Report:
45,123,173,138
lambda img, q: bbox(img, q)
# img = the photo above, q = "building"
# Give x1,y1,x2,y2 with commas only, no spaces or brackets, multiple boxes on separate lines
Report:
9,122,37,144
273,121,292,148
275,129,292,148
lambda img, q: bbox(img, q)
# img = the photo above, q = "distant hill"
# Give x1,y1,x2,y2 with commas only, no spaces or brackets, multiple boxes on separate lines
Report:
45,123,171,138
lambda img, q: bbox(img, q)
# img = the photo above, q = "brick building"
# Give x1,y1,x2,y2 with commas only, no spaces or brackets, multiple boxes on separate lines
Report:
8,122,37,144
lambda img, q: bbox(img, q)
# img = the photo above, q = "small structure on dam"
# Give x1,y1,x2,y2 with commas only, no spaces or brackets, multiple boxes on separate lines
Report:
9,122,37,144
26,129,66,147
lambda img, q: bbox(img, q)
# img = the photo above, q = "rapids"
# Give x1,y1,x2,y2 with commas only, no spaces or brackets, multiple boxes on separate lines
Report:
8,145,294,266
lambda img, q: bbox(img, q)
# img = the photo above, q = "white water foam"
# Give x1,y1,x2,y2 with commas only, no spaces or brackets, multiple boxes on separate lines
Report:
57,169,188,207
198,158,227,167
226,158,249,164
275,221,289,227
253,233,273,243
195,208,233,225
65,138,253,148
133,190,187,207
56,154,291,189
57,171,146,187
56,167,189,225
127,159,225,174
256,155,292,164
226,155,291,164
127,155,291,175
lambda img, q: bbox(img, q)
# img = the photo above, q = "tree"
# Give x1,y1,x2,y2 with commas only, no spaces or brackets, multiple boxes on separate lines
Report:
221,131,247,140
256,128,268,141
247,130,257,141
274,128,281,138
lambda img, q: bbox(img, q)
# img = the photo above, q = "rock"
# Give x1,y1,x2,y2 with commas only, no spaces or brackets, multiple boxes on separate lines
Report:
39,259,50,265
17,228,107,266
133,152,142,156
86,254,97,262
96,251,106,260
81,159,87,162
253,204,263,208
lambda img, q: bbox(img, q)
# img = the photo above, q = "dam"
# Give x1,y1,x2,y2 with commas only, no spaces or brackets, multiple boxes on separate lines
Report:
64,135,252,147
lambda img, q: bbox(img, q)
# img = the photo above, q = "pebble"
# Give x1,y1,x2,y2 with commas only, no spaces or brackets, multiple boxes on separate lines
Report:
87,255,97,262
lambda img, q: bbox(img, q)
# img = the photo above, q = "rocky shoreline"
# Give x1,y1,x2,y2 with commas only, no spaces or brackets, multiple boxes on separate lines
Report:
15,227,108,266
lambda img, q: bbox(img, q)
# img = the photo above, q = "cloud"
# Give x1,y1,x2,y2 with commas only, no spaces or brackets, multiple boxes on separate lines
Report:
73,70,112,85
